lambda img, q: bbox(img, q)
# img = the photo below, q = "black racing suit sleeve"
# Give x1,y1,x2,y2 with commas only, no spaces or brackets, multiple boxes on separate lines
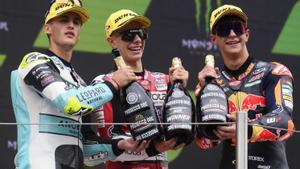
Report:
82,113,131,166
103,81,118,95
81,113,122,154
248,72,295,142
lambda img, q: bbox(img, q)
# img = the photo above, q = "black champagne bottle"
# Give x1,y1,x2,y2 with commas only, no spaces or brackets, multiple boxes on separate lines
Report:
196,55,228,140
163,57,195,145
112,48,161,141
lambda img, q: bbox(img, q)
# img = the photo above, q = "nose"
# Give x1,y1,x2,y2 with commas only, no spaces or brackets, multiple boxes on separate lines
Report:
228,29,237,37
67,20,75,29
132,34,142,43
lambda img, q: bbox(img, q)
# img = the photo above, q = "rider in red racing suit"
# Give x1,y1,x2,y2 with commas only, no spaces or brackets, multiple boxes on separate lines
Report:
93,70,170,169
195,57,295,169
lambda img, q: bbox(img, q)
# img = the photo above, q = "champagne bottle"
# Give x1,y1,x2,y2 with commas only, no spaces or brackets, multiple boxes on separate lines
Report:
163,57,195,146
196,55,228,140
112,48,161,141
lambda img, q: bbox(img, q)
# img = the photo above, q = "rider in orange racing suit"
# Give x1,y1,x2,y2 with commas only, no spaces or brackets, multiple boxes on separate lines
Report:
195,4,295,169
195,56,295,169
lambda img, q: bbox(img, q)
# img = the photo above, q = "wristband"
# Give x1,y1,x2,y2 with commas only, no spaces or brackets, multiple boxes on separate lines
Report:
110,78,120,91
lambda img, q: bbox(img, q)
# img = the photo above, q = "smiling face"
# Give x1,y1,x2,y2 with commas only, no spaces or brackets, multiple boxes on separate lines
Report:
107,21,146,67
44,12,82,50
211,16,250,60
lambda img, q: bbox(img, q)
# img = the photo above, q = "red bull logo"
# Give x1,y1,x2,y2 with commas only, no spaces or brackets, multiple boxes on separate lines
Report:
256,129,277,141
228,100,238,114
241,94,266,111
228,92,266,114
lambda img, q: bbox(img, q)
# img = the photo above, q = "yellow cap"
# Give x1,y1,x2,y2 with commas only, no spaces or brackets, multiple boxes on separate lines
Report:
105,9,151,37
210,4,247,31
45,0,89,24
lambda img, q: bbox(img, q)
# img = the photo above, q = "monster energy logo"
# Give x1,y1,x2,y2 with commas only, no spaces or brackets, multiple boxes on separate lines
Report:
0,21,9,32
194,0,222,34
0,54,6,68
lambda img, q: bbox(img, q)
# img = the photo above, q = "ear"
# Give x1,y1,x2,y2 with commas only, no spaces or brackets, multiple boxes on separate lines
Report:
107,36,118,48
44,24,51,35
244,28,250,42
210,34,217,44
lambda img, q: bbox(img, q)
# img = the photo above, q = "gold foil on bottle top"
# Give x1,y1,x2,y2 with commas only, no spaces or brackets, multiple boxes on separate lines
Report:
205,54,215,68
172,57,182,68
114,56,127,69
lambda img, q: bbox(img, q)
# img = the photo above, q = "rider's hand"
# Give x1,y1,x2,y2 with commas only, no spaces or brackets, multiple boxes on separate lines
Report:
117,138,150,152
169,66,189,88
110,66,136,89
154,138,185,152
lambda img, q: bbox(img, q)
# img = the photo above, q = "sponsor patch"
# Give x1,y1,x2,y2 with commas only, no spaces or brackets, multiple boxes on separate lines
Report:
151,72,166,78
248,155,264,162
244,80,261,88
150,91,166,107
252,67,266,75
155,83,168,91
272,62,293,78
248,73,264,83
282,79,293,111
25,52,49,64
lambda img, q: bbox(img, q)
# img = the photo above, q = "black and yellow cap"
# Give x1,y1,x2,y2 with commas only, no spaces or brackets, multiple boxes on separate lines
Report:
210,4,248,31
105,9,151,38
45,0,89,24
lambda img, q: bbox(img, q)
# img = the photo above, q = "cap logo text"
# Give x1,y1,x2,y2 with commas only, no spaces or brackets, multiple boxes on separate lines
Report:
214,7,232,19
115,13,137,23
55,1,75,11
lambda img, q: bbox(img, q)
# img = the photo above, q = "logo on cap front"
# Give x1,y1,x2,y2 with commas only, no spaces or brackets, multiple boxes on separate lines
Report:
55,1,75,12
214,7,230,19
114,12,137,24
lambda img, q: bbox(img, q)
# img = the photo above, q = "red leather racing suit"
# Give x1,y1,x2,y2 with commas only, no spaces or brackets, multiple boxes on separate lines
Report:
93,70,170,169
196,58,295,169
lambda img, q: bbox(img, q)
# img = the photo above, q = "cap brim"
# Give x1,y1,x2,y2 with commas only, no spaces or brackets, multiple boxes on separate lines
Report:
59,6,89,23
45,6,89,24
116,16,151,32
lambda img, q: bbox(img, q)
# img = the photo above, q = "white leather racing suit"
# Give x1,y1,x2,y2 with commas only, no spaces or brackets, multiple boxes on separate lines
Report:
10,50,119,169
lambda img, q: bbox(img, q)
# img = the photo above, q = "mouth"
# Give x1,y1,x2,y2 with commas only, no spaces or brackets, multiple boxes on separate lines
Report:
65,31,75,38
225,39,240,45
128,46,142,52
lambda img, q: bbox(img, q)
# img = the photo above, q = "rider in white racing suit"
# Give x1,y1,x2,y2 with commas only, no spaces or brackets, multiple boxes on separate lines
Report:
11,50,121,169
10,0,145,168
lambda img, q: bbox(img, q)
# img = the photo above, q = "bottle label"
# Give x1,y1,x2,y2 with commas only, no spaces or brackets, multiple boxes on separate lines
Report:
126,92,139,104
199,83,228,122
122,82,160,140
164,89,193,131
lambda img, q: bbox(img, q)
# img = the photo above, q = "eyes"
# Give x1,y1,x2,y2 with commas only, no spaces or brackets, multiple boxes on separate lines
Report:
58,15,82,26
213,21,246,37
119,29,148,42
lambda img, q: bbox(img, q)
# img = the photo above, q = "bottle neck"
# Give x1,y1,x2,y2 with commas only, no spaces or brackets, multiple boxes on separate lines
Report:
173,80,183,88
205,76,216,84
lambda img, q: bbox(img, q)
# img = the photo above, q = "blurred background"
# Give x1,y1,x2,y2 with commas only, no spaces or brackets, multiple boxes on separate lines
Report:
1,0,299,168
